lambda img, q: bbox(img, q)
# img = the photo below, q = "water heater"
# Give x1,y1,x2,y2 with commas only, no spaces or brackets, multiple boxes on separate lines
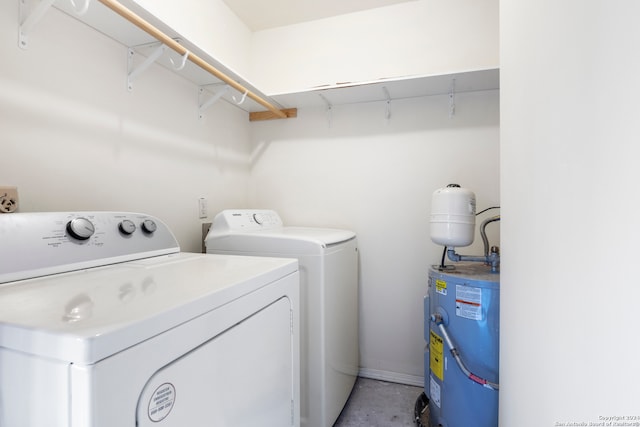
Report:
425,265,499,427
430,185,476,248
423,184,500,427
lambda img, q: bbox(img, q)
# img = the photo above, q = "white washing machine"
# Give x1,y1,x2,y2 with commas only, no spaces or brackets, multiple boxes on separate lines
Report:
0,211,300,427
204,209,359,427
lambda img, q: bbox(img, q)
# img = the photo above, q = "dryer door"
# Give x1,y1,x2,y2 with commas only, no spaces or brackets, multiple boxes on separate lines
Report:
136,297,295,427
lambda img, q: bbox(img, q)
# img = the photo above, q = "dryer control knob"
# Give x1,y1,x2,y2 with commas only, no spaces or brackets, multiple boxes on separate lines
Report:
119,219,136,235
253,213,265,225
66,217,95,240
141,219,157,234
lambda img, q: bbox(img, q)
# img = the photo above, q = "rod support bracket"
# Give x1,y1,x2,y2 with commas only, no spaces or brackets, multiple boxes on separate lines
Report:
19,0,56,50
319,93,333,128
127,42,167,92
198,84,231,119
449,78,456,118
383,86,392,121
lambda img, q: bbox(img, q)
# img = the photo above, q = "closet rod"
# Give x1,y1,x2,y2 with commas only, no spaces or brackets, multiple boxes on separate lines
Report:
97,0,288,119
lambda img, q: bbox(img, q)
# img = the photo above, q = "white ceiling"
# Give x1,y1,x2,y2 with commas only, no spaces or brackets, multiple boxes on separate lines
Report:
222,0,418,31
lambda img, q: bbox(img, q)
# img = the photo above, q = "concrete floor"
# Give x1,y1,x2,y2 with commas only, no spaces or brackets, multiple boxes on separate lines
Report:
333,377,423,427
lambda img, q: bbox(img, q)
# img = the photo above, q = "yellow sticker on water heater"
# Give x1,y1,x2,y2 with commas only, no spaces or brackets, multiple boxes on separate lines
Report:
435,279,447,295
430,330,444,381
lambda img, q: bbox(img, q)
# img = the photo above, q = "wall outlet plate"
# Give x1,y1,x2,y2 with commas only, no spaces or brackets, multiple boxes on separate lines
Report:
0,186,19,213
198,197,208,219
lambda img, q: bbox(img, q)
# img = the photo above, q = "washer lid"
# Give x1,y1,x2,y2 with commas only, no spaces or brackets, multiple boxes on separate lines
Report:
206,227,356,254
206,209,356,254
0,253,297,365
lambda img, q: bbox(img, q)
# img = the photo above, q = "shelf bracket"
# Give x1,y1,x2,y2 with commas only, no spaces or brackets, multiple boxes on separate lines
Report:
19,0,56,50
127,43,167,92
19,0,91,49
198,84,230,119
449,78,456,118
319,93,333,128
383,86,391,121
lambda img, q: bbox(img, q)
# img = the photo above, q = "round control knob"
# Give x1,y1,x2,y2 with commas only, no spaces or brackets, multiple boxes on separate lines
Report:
66,217,95,240
119,219,136,235
141,219,157,234
253,213,265,225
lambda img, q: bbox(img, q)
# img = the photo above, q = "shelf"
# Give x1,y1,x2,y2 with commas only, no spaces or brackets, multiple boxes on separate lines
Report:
50,0,286,115
34,1,498,119
270,68,499,109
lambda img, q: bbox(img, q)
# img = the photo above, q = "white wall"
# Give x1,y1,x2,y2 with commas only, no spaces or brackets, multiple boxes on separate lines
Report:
0,2,251,252
248,90,500,383
500,1,640,425
245,0,499,385
250,0,499,94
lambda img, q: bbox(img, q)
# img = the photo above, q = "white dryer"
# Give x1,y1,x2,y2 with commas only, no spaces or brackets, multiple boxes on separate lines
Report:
205,209,359,427
0,211,300,427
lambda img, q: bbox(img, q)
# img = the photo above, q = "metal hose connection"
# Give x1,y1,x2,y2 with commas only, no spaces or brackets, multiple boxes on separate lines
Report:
480,215,501,258
446,215,501,272
430,312,499,391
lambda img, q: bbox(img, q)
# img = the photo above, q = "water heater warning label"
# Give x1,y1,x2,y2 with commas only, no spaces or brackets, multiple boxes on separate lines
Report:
435,279,447,295
148,383,175,422
430,330,444,381
455,285,482,320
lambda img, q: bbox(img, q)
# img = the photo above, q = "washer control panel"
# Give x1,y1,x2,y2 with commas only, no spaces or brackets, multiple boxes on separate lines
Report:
211,209,283,232
0,212,179,284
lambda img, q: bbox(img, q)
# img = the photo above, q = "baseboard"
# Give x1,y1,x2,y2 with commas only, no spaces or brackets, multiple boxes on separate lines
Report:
358,367,424,388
